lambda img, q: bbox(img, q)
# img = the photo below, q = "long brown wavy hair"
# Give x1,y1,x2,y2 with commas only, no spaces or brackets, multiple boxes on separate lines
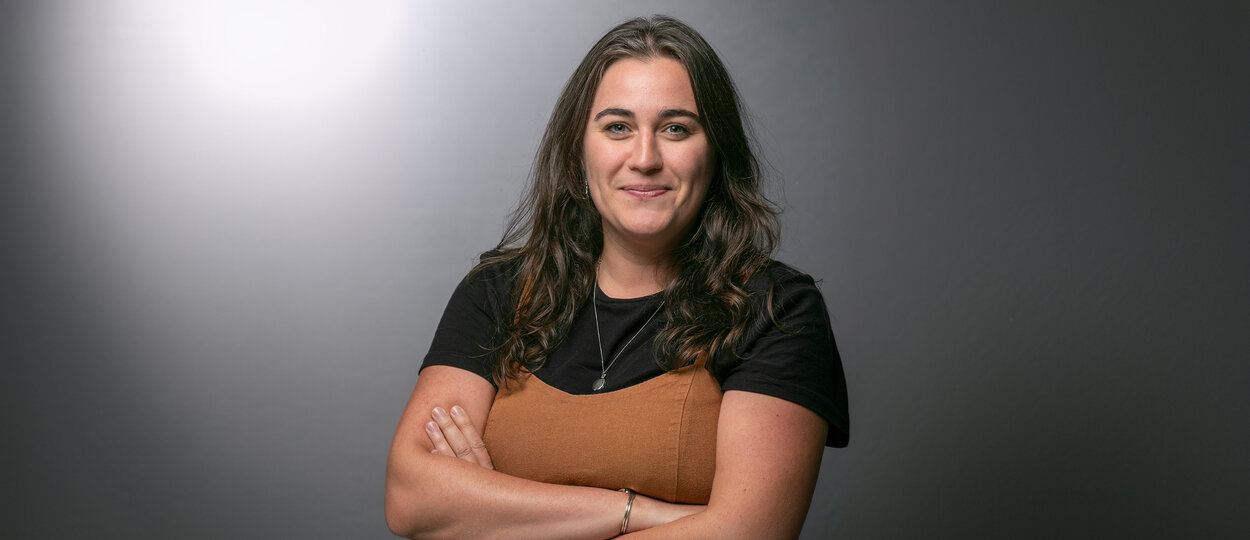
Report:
479,15,780,386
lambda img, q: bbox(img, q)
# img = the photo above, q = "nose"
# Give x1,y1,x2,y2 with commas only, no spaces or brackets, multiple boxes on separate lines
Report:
627,132,663,174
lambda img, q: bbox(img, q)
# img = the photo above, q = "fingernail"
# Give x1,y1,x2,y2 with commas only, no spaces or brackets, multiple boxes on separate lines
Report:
432,407,447,420
426,421,438,433
430,448,439,455
451,405,465,417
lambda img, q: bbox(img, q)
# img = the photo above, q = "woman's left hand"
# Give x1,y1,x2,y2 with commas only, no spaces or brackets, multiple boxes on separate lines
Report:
425,405,495,469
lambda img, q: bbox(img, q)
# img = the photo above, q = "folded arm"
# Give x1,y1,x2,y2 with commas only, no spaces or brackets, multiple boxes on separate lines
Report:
384,366,700,539
623,390,829,539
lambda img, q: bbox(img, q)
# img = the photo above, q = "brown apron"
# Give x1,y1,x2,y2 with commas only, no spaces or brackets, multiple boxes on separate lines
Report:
483,356,722,504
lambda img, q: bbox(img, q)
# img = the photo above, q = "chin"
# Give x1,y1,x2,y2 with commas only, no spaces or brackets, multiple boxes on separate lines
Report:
617,218,676,239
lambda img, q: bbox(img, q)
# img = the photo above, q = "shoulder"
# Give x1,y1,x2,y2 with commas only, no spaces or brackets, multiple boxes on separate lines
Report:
421,249,519,385
745,260,829,323
471,248,519,281
747,260,819,292
458,249,520,299
720,260,849,447
435,249,520,336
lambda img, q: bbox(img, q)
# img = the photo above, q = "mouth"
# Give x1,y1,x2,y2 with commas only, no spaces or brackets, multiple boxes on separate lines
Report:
620,185,671,199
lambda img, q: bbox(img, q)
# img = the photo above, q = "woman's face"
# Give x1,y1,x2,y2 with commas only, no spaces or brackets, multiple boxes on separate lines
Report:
584,56,714,256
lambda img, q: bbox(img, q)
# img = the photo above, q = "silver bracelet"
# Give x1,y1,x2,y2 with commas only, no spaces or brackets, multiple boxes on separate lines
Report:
619,488,636,535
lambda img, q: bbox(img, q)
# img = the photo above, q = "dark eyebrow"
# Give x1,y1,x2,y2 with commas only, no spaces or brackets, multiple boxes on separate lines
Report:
593,108,633,121
659,108,701,124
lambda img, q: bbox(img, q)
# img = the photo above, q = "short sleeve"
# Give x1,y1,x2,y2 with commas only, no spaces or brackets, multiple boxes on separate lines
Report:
715,264,850,447
420,256,514,386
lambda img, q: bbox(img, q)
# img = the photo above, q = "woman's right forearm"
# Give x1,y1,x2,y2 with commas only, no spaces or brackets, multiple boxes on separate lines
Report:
385,364,632,539
385,445,630,540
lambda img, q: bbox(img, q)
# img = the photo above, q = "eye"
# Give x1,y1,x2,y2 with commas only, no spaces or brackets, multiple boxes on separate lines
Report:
663,124,692,137
604,123,630,136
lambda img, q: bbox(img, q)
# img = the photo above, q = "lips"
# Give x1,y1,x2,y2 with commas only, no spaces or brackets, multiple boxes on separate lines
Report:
621,185,671,199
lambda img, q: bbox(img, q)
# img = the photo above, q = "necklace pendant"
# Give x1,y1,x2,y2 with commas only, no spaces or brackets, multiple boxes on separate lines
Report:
592,376,606,392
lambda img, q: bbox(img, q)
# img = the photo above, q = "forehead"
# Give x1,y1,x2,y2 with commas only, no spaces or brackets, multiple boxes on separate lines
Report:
591,57,697,112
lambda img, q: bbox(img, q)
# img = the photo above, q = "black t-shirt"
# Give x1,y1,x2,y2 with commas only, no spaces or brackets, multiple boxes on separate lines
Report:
422,256,850,447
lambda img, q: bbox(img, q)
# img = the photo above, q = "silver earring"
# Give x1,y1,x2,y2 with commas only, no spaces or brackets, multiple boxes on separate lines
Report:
584,179,590,198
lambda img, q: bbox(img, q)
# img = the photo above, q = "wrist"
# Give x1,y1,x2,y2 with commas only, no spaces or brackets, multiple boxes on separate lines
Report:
618,488,636,535
619,492,686,533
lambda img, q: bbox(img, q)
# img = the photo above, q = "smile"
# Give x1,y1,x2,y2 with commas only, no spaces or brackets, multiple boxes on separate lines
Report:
621,185,671,199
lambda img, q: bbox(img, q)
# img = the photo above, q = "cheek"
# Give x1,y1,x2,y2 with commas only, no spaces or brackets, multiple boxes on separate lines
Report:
680,147,715,195
582,139,618,177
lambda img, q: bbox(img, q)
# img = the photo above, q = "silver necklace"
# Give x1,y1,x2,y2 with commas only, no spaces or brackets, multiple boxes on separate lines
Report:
592,278,664,392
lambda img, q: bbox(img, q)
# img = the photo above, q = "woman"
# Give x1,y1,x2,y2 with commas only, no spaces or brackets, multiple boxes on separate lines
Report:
385,15,848,539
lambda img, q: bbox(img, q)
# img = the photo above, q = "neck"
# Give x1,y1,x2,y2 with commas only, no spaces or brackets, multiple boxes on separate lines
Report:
596,240,673,299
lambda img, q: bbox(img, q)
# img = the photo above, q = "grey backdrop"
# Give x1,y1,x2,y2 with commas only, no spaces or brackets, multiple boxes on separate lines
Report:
4,1,1247,538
